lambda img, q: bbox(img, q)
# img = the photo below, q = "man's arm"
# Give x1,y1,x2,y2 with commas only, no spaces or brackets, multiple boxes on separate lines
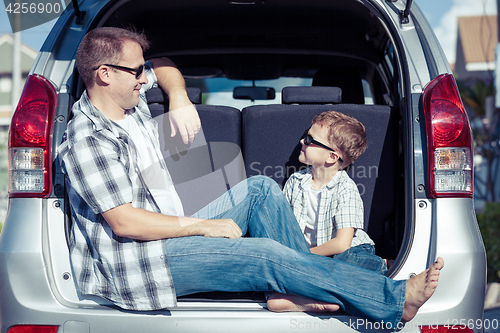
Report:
310,227,354,256
102,203,242,241
149,57,201,144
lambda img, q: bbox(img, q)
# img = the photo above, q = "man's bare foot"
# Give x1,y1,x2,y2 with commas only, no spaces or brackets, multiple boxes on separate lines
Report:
402,257,444,322
267,293,340,313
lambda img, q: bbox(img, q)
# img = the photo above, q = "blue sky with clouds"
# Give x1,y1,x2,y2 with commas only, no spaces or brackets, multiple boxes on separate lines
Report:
0,0,497,64
416,0,497,63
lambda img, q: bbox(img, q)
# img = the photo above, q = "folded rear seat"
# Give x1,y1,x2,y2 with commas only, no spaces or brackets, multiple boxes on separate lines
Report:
147,87,245,215
242,86,399,257
242,86,342,186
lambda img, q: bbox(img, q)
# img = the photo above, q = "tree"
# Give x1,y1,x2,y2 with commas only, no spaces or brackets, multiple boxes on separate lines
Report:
457,77,500,203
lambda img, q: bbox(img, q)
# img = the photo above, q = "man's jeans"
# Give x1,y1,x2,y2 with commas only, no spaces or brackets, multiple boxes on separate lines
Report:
165,176,406,326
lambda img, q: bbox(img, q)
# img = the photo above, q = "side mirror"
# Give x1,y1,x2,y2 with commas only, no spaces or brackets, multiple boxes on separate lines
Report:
233,86,276,101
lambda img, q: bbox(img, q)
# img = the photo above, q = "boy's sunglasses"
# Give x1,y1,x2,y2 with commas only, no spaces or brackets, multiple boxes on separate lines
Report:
92,64,145,79
301,131,344,163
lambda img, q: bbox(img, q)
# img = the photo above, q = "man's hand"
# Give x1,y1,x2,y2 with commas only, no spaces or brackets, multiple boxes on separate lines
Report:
192,219,243,239
102,203,242,241
149,57,201,144
168,100,201,144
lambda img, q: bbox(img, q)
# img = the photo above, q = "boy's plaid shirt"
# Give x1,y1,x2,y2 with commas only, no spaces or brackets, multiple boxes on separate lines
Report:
283,167,374,248
58,63,178,311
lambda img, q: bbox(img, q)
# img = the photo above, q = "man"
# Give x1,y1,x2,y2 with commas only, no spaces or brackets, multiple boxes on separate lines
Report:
58,27,443,326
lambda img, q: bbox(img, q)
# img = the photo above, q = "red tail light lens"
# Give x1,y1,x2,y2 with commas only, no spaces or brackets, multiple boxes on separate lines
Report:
8,75,57,198
422,74,473,198
7,325,59,333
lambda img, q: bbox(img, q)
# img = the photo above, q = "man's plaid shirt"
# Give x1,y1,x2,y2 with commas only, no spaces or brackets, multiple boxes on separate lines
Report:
58,63,178,311
283,167,374,248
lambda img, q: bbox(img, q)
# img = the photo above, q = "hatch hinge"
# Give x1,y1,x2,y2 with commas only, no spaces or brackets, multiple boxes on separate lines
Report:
399,0,413,24
71,0,86,25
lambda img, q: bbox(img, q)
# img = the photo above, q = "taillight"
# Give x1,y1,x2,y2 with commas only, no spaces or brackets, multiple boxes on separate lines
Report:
7,325,59,333
8,74,57,198
422,74,473,198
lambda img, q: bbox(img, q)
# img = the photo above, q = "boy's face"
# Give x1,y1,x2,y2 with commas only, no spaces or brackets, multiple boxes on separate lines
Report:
299,123,339,167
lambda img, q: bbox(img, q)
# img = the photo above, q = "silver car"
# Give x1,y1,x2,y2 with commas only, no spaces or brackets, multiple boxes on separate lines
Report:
0,0,486,332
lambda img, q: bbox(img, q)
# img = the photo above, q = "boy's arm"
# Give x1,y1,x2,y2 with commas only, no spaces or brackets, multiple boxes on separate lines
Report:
311,176,364,257
310,227,354,256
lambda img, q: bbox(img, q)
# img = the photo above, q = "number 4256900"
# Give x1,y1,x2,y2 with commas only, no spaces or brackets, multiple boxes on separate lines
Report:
5,2,61,14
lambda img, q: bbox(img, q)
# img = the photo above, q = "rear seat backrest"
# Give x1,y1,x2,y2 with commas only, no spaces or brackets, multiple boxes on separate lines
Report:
242,87,397,234
146,86,203,105
147,87,245,215
282,86,342,104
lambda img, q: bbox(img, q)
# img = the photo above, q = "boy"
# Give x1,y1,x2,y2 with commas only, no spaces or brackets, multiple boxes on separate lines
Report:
284,110,387,274
266,110,389,312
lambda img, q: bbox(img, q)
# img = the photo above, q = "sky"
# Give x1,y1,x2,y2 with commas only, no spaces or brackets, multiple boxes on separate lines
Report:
416,0,497,63
0,0,498,64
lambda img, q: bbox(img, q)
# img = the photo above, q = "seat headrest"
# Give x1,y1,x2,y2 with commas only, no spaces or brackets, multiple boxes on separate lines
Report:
281,86,342,104
313,67,365,104
146,87,202,105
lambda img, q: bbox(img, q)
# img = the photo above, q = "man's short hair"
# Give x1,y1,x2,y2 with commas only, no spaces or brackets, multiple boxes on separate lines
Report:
312,110,367,165
76,27,150,87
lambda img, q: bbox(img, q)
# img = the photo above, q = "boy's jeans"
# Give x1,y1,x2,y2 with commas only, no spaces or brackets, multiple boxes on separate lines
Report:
165,176,406,327
334,244,388,275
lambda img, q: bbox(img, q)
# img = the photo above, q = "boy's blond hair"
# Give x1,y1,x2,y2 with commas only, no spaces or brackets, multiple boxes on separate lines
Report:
312,111,367,165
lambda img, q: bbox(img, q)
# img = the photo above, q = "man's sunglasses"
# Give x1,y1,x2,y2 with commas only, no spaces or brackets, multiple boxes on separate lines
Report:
93,64,145,79
302,131,344,163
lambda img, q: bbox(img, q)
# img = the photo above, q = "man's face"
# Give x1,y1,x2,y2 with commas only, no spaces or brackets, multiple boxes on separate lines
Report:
107,40,148,110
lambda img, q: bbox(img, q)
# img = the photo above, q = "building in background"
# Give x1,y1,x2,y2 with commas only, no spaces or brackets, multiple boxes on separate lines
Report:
455,15,497,82
456,14,500,208
0,33,37,126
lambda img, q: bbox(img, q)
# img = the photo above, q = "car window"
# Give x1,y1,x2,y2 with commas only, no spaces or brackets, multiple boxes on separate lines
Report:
186,77,312,109
380,41,397,105
362,79,374,105
384,43,395,78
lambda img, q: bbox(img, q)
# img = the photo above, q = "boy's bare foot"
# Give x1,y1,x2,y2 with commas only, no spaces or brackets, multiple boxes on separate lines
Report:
267,293,340,313
402,257,444,322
